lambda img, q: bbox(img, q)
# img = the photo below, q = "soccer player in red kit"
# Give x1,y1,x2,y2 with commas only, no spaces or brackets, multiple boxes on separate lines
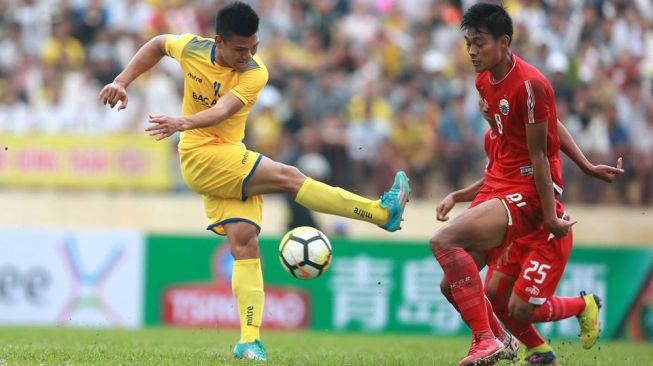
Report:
428,3,574,365
437,121,623,364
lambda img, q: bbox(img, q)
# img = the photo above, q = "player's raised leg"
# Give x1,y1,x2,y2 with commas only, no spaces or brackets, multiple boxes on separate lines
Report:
509,291,602,350
225,222,267,361
243,156,410,232
507,231,602,351
429,198,508,366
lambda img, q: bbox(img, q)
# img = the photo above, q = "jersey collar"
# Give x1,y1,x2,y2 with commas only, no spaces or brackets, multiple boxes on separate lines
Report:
490,54,517,85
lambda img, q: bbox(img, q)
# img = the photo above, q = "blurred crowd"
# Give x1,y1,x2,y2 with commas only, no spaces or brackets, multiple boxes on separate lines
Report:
1,0,653,205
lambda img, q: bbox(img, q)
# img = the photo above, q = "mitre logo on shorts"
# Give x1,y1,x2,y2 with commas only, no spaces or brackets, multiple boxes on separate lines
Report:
241,151,249,165
500,99,509,115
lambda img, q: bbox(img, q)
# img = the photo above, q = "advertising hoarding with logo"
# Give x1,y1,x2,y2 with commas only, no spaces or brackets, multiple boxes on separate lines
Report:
0,228,144,328
145,235,310,330
145,235,653,340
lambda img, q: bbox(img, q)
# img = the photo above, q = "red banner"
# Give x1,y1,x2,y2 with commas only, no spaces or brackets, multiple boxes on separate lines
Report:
163,284,309,329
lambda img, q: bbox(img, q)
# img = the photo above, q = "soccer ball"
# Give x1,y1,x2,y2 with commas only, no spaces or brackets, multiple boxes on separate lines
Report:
279,226,332,279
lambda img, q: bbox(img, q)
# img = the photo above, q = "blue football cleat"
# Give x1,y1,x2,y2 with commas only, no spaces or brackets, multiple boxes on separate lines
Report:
379,171,410,232
233,339,267,361
522,350,556,365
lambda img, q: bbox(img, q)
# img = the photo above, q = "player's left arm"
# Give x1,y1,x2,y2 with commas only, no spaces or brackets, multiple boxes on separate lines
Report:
526,122,573,238
523,80,574,238
557,119,624,182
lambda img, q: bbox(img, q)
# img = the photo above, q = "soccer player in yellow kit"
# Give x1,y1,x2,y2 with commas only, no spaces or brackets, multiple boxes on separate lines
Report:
99,2,410,361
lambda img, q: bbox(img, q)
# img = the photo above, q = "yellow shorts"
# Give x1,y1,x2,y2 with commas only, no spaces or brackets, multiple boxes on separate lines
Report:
180,142,263,236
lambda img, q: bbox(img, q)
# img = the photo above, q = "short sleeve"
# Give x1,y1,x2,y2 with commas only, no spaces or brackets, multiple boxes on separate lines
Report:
230,66,269,106
521,79,550,124
164,33,195,61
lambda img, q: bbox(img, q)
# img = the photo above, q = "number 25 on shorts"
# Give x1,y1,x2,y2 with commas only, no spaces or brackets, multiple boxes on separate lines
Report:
523,260,550,284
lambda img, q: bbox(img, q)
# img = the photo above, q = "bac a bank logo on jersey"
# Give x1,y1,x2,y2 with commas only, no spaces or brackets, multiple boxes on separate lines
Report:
500,99,509,115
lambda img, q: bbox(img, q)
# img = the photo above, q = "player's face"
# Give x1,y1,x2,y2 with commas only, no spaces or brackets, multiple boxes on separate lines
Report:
215,34,259,71
463,28,508,73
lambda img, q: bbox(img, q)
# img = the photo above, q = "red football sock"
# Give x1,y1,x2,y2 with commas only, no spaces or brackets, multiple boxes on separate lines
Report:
492,292,544,349
531,296,586,322
484,296,507,341
442,286,460,312
444,286,505,340
435,248,493,338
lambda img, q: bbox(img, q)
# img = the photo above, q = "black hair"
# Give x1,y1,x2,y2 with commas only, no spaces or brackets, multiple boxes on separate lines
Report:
215,1,259,39
461,2,513,45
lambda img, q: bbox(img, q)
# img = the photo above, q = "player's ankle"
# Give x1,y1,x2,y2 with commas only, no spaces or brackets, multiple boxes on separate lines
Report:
530,343,552,353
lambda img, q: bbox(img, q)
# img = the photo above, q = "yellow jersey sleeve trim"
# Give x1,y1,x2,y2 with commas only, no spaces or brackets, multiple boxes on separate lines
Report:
230,62,268,106
230,90,249,105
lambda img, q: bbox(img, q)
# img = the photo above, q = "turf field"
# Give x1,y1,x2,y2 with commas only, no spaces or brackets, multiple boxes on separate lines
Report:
0,327,650,365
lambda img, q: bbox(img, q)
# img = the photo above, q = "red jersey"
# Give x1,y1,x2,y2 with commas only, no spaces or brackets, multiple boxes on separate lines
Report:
483,128,500,172
476,55,563,196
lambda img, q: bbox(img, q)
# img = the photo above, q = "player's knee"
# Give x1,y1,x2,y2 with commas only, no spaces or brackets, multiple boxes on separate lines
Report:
429,230,455,253
228,224,259,259
278,164,306,194
509,301,534,322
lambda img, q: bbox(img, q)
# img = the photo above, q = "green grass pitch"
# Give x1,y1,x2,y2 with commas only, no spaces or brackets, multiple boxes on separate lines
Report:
0,327,650,365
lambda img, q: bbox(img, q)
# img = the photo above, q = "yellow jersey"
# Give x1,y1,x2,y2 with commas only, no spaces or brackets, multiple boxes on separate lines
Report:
164,33,269,150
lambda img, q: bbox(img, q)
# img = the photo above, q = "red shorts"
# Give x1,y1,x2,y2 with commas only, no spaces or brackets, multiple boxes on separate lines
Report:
485,201,573,305
471,189,564,248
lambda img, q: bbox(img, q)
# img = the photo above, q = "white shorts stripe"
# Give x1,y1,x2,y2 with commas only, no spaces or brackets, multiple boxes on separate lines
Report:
500,199,513,226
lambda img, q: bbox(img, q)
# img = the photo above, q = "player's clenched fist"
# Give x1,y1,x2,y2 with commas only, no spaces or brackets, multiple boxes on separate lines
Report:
545,217,576,238
99,81,129,110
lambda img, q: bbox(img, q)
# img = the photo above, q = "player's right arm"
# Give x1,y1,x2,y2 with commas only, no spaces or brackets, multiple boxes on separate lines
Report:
99,35,170,110
557,120,624,182
436,178,484,222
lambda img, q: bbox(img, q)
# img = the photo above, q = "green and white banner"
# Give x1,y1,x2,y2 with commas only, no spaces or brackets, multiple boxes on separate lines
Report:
144,235,653,340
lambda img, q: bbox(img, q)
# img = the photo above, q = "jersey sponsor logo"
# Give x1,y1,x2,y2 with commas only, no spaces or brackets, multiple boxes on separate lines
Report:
213,81,221,97
187,72,203,83
192,92,217,107
500,98,509,115
353,207,373,219
520,165,533,175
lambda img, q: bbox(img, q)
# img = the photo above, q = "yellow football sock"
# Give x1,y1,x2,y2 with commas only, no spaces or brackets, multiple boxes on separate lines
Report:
232,258,264,343
295,178,388,225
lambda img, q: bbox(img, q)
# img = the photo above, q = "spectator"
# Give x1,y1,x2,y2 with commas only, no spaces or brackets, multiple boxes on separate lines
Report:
0,0,650,205
631,101,653,205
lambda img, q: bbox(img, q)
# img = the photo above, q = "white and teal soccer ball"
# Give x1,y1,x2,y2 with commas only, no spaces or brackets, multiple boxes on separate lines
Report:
279,226,332,280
